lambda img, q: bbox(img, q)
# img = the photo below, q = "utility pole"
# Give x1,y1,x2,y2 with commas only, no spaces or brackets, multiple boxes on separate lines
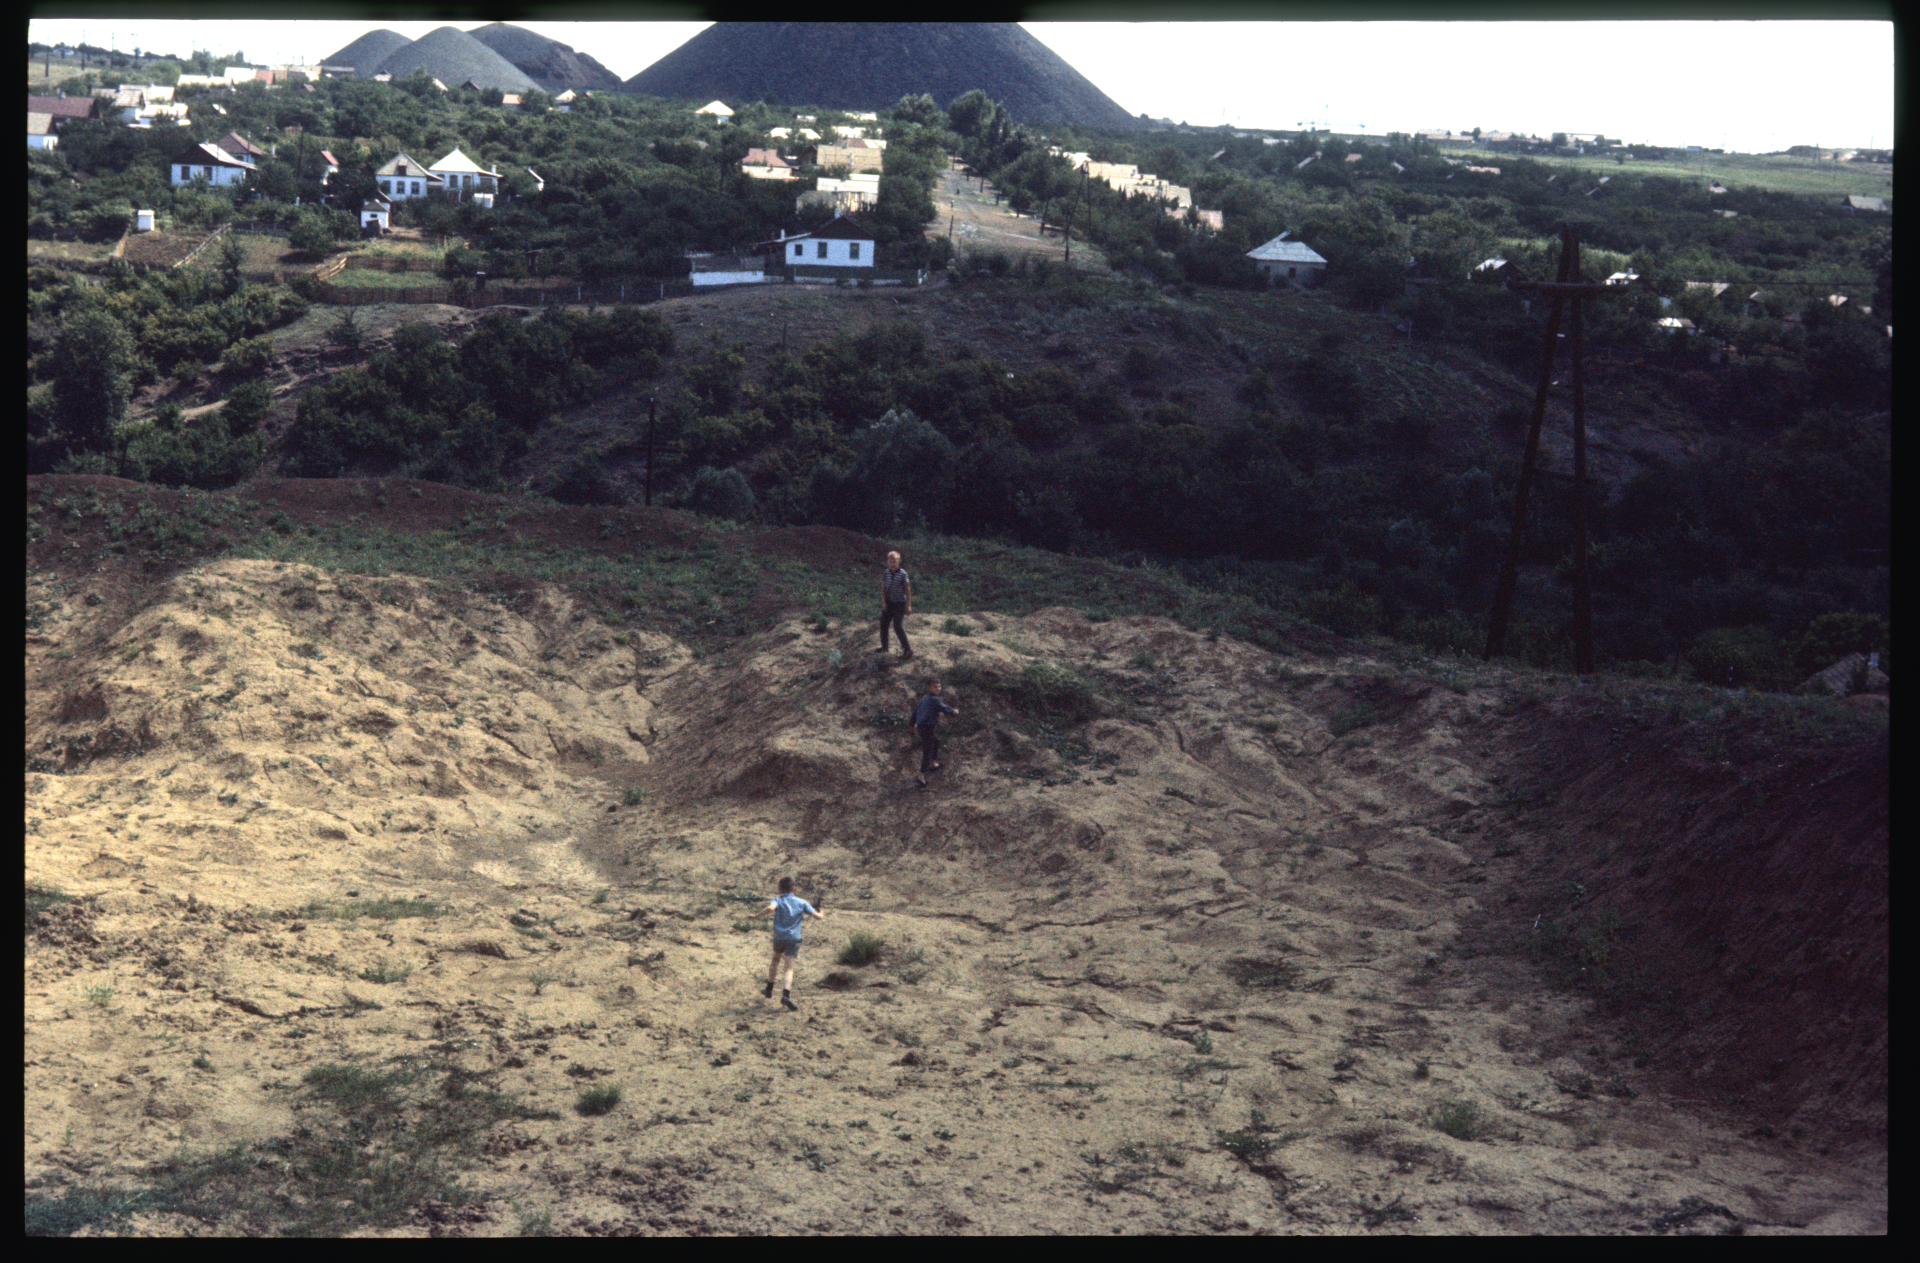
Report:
1484,224,1623,673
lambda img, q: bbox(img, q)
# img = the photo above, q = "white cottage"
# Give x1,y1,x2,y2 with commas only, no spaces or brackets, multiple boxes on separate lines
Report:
1246,233,1327,285
170,141,255,187
782,211,876,276
429,146,499,201
374,153,442,201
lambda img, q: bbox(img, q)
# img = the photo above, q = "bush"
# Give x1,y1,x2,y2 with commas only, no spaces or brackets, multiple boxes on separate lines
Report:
682,464,758,522
120,408,261,489
1792,610,1889,678
575,1084,622,1116
222,335,274,375
838,932,885,967
287,206,338,256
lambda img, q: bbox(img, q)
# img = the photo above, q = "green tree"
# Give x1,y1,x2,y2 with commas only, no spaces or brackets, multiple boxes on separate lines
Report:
847,408,956,533
288,206,338,255
42,308,137,466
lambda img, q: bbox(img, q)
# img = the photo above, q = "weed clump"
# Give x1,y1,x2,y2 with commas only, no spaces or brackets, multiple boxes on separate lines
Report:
838,931,884,967
1427,1098,1492,1141
575,1084,622,1116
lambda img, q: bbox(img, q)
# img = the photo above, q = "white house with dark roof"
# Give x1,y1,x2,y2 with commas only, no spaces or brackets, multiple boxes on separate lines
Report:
170,141,255,187
1246,232,1327,285
781,211,876,277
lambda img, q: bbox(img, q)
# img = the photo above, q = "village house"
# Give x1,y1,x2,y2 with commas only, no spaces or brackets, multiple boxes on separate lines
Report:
694,99,734,120
374,153,444,201
1166,205,1224,233
428,147,500,203
741,147,794,180
92,84,187,127
28,111,56,148
1844,195,1889,213
1246,232,1327,285
782,211,877,279
1471,258,1528,284
688,212,883,288
170,141,254,187
798,173,880,214
27,94,101,137
806,139,884,173
216,131,269,163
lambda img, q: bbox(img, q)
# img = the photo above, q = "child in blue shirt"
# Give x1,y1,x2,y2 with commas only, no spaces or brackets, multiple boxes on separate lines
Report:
748,876,827,1009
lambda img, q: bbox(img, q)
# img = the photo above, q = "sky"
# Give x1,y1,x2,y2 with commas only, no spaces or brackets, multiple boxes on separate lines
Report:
24,8,1898,155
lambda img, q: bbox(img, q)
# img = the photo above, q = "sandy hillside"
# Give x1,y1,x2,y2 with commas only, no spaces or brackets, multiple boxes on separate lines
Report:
24,477,1885,1236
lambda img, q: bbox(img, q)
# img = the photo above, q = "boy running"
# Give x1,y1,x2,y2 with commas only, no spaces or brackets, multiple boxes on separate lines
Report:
748,876,826,1010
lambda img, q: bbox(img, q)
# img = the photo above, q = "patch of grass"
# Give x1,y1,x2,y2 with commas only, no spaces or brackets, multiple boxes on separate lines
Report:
1427,1098,1492,1141
294,894,445,922
839,931,884,967
941,617,973,636
1222,954,1304,990
357,957,412,985
575,1084,622,1116
37,1053,562,1236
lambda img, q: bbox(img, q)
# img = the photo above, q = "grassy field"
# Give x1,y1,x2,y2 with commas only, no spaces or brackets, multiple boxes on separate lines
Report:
1422,140,1891,199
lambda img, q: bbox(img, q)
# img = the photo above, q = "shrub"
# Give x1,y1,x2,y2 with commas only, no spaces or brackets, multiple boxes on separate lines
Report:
1427,1099,1491,1141
222,335,274,375
222,379,274,434
120,407,260,490
575,1084,622,1116
838,932,885,967
682,464,758,522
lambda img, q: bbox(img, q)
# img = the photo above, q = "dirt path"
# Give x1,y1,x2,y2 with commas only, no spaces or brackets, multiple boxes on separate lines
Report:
937,162,1109,273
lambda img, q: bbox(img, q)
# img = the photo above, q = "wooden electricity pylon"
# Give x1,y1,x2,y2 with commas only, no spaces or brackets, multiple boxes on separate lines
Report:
641,396,687,508
1483,224,1622,673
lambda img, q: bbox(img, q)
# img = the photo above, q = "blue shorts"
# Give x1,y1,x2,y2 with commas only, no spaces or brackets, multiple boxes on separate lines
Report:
773,937,800,958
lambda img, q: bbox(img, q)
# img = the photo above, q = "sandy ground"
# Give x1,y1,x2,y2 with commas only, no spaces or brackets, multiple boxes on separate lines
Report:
24,488,1886,1234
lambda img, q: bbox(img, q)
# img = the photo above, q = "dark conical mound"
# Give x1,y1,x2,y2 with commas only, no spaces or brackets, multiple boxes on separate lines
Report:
467,22,624,93
372,25,540,94
322,28,414,75
622,22,1138,131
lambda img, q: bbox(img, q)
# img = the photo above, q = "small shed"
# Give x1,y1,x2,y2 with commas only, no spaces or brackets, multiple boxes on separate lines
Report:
135,208,156,232
359,191,392,234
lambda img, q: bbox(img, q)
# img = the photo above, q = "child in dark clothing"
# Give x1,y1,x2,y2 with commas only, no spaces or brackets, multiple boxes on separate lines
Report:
911,678,959,787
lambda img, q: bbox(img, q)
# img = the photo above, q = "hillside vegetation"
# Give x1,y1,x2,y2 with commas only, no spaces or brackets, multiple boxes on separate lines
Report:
25,76,1891,690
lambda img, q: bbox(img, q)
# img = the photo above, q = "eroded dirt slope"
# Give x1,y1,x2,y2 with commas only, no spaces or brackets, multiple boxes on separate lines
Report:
24,480,1885,1236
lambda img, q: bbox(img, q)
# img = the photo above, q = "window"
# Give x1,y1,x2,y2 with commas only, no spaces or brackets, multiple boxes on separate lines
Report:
412,182,421,196
849,243,860,260
793,243,803,258
379,179,390,193
817,242,827,259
